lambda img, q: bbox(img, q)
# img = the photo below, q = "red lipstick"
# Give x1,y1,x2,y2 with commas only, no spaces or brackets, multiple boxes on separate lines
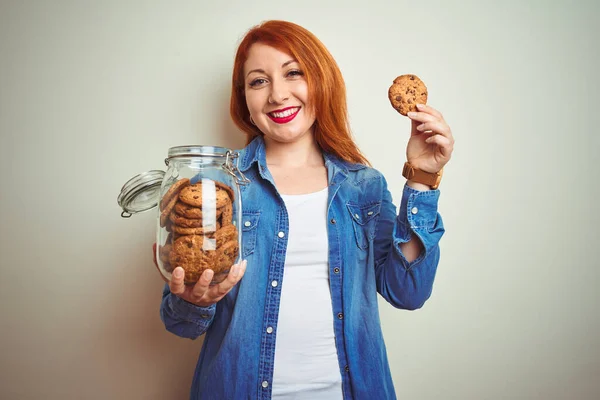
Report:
268,107,300,124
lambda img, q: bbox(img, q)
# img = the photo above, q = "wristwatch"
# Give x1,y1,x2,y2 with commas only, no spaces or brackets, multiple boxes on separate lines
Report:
402,161,443,190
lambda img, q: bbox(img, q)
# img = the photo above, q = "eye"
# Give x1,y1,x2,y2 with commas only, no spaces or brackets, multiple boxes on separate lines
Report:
249,78,267,88
287,69,304,78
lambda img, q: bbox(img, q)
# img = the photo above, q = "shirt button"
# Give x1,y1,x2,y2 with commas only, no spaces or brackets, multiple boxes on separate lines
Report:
354,213,360,220
337,313,344,319
278,231,285,238
411,206,419,214
345,365,349,372
244,221,251,227
262,381,269,388
330,218,336,224
334,267,340,274
271,280,278,287
200,313,210,319
266,326,273,334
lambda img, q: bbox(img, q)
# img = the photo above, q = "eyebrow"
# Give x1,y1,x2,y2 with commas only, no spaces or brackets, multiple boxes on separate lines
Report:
246,60,298,78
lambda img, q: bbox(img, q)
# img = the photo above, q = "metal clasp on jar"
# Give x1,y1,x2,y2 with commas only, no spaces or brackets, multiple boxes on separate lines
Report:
224,151,250,185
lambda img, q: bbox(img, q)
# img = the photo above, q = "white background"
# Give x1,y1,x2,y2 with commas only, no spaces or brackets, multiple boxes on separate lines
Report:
1,0,598,398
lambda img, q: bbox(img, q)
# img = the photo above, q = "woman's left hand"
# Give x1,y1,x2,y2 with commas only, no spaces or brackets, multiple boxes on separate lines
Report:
406,104,454,173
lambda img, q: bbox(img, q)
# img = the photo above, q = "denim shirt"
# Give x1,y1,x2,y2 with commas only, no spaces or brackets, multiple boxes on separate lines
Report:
160,136,445,400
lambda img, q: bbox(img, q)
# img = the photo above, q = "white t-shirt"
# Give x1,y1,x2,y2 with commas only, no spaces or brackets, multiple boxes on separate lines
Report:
272,187,343,400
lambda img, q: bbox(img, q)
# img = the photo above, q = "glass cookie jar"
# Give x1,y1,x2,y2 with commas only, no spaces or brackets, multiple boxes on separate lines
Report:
117,146,249,285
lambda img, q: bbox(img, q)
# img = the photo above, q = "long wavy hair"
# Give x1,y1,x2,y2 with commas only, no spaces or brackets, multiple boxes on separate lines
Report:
229,20,370,166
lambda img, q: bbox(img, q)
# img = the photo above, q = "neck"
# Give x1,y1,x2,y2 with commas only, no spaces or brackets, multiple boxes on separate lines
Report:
264,134,324,168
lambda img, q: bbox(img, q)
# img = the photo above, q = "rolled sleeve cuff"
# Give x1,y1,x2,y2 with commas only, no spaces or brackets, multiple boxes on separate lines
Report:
397,184,441,240
165,284,216,324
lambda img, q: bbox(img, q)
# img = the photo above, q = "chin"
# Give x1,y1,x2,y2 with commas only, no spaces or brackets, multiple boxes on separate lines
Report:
264,126,314,144
269,132,308,145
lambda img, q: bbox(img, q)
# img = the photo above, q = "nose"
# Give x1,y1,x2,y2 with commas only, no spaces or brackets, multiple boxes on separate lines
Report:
269,77,289,104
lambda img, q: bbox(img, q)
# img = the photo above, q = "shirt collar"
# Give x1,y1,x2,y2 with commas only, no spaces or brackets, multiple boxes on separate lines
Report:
238,135,366,182
238,136,265,173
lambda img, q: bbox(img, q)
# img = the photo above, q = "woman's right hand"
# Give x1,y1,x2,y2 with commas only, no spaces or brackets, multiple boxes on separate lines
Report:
152,243,247,307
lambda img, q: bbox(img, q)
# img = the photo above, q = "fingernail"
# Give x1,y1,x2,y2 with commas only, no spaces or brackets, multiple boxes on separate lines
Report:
231,264,239,277
407,112,417,117
205,269,214,280
416,104,425,109
174,268,183,278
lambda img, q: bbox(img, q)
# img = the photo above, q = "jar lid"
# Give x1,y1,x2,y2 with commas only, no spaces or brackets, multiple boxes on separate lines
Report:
165,145,250,186
117,170,165,218
165,145,230,163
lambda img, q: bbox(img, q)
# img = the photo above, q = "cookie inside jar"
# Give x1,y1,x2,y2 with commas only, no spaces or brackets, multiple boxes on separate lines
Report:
157,177,239,285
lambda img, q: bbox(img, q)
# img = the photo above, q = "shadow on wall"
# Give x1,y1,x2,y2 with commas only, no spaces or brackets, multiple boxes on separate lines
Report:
215,80,249,152
98,222,200,398
106,82,247,398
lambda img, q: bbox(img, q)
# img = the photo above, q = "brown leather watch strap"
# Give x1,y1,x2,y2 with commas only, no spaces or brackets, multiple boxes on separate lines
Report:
402,161,443,189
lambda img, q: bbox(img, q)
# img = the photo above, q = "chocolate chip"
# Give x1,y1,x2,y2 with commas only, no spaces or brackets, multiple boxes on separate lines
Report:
395,95,402,101
193,196,199,199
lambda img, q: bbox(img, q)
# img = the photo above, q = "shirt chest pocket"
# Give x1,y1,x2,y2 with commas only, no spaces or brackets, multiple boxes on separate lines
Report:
346,202,381,250
241,211,260,257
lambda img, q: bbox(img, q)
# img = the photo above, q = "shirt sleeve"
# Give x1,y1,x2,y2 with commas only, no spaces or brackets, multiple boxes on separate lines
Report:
159,283,216,339
373,179,446,310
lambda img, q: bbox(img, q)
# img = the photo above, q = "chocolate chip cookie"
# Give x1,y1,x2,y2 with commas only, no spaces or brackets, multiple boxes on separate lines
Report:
169,210,219,228
159,177,238,285
160,178,190,211
170,235,217,284
174,201,223,220
160,194,179,228
388,74,428,116
172,221,220,236
213,224,238,248
179,183,230,209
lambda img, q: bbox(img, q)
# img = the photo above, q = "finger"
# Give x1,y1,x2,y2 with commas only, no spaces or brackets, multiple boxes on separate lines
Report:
240,259,247,277
191,269,214,298
416,120,452,138
407,111,437,125
169,267,186,295
212,260,247,299
416,103,444,119
410,114,436,137
235,259,248,282
425,134,454,158
410,119,423,136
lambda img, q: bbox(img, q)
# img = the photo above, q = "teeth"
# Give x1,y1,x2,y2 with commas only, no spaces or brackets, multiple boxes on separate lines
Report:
271,108,298,118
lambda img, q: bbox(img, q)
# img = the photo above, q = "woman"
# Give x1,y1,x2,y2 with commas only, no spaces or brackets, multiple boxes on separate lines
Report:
159,20,454,399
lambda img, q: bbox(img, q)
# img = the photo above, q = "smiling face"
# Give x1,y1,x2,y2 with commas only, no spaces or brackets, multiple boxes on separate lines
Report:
243,43,316,145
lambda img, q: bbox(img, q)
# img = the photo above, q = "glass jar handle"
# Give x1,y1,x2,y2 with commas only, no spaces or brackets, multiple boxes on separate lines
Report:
224,151,250,185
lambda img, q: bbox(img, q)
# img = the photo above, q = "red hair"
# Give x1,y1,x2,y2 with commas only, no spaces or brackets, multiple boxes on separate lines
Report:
229,20,370,166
